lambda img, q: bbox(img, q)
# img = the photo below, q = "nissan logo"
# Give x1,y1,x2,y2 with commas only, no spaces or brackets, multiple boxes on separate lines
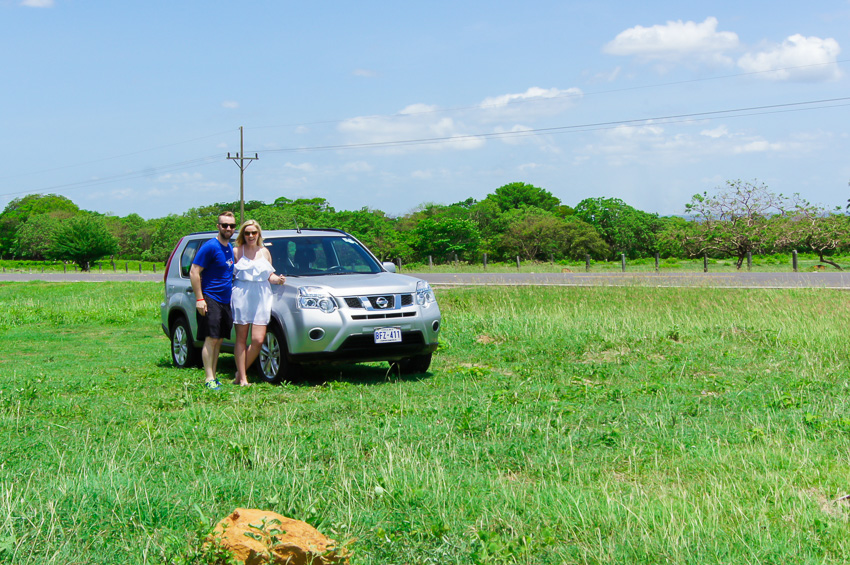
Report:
375,296,389,309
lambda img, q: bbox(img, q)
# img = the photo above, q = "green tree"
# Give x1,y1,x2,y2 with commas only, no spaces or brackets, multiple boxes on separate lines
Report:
412,216,481,262
51,214,119,271
145,215,212,262
499,207,609,261
12,211,75,260
574,197,660,259
105,213,153,259
499,207,568,261
560,215,612,261
483,182,561,213
655,216,692,258
0,194,79,257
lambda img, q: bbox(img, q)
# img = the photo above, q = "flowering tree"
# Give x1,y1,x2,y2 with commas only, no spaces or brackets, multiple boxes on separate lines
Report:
681,180,789,269
778,197,850,270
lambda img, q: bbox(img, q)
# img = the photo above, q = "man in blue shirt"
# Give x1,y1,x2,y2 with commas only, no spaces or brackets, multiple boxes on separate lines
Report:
190,211,236,390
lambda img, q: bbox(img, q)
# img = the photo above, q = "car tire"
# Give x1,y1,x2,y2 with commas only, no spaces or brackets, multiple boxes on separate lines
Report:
395,353,432,375
170,316,199,368
257,322,302,384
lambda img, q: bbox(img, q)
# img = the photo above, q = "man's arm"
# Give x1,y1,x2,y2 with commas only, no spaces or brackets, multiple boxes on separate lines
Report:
189,264,207,315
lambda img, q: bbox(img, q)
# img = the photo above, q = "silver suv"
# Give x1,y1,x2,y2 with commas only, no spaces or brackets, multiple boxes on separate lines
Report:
160,228,441,382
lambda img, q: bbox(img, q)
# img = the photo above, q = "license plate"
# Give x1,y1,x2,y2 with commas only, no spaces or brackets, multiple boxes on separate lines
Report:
374,327,402,344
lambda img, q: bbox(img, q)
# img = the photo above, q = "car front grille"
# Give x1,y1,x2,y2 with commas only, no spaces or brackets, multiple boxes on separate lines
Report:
343,294,414,311
351,312,417,321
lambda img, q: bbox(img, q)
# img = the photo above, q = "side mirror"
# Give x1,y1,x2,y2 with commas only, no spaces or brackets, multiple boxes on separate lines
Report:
382,262,397,273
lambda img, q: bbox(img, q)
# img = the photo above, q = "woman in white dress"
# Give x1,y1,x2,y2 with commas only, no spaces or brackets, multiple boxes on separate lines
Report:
231,220,285,386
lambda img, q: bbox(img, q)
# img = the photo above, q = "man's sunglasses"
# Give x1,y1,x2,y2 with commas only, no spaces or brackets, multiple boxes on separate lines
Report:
219,223,236,229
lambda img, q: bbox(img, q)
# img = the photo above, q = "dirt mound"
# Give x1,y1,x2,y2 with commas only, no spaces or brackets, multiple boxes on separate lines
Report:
209,508,348,565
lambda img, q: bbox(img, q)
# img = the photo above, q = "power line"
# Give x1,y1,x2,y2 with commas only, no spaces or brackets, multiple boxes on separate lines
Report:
248,59,850,130
0,129,235,183
254,96,850,154
0,154,224,200
2,94,848,202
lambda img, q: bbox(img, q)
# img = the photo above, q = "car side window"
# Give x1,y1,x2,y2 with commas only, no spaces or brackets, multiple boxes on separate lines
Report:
180,239,205,277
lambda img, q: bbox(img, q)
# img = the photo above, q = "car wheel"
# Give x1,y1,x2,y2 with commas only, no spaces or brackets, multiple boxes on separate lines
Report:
170,316,199,368
395,353,432,375
257,323,301,384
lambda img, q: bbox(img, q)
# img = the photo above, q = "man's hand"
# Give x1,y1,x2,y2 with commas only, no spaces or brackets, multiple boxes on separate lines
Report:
196,298,207,316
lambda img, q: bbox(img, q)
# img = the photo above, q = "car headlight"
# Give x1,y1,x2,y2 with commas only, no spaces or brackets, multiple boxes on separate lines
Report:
297,286,338,313
415,280,436,306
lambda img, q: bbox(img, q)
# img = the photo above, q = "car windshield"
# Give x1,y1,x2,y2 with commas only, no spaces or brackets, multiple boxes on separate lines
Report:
263,235,383,276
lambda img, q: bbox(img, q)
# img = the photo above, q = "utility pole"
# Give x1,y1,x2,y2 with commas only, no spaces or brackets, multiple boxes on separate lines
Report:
226,126,258,225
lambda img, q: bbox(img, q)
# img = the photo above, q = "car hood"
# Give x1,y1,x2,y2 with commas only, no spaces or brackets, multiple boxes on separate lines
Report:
284,272,425,296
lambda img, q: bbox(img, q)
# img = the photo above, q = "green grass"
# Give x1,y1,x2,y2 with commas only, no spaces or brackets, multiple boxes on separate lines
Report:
1,282,850,563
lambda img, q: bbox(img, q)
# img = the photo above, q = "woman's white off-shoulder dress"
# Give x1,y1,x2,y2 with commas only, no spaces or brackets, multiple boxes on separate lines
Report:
231,256,275,325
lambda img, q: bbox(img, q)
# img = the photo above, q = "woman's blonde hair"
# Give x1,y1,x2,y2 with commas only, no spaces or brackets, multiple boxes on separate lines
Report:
235,219,264,247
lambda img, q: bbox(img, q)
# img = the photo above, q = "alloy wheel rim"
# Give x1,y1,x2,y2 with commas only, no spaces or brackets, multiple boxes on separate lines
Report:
172,325,188,365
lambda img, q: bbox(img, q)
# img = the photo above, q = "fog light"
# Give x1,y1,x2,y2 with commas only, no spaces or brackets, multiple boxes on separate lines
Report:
309,328,325,341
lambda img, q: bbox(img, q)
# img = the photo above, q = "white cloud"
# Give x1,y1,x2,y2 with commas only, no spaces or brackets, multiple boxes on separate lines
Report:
587,66,622,84
109,188,134,199
493,124,534,145
221,101,239,109
701,125,730,139
339,104,483,152
353,68,378,78
152,172,231,199
20,0,54,7
156,172,204,183
477,86,582,122
342,161,373,173
338,87,580,153
518,162,541,172
733,140,785,153
479,86,580,109
738,34,842,81
284,162,315,173
604,17,738,64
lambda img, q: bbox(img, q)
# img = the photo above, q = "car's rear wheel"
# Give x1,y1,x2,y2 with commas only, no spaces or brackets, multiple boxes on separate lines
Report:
257,322,301,384
395,353,432,375
170,316,199,368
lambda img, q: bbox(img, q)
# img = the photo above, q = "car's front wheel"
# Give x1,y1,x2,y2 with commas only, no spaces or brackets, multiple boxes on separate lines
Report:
257,323,302,384
170,316,199,368
395,353,432,375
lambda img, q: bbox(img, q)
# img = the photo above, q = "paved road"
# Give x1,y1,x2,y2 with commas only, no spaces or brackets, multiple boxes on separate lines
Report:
2,270,850,289
0,271,162,283
413,271,850,289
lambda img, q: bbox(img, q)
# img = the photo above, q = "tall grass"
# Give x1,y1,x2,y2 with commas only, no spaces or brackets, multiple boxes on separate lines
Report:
0,282,849,563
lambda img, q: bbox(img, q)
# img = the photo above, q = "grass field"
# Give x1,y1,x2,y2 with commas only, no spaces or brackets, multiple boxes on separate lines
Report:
1,281,850,563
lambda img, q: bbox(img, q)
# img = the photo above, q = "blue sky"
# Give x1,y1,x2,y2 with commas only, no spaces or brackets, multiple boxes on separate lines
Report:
1,1,848,219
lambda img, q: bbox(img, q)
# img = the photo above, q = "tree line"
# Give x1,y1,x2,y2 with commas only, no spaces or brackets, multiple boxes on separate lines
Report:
2,180,848,270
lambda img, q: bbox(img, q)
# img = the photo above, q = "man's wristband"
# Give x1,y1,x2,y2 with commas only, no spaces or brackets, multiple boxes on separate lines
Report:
197,298,206,302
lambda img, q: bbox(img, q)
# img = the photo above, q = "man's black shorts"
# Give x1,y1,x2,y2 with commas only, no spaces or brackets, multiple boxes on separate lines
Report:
196,298,233,340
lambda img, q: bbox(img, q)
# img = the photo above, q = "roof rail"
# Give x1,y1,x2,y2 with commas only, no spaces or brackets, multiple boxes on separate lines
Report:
298,227,349,235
